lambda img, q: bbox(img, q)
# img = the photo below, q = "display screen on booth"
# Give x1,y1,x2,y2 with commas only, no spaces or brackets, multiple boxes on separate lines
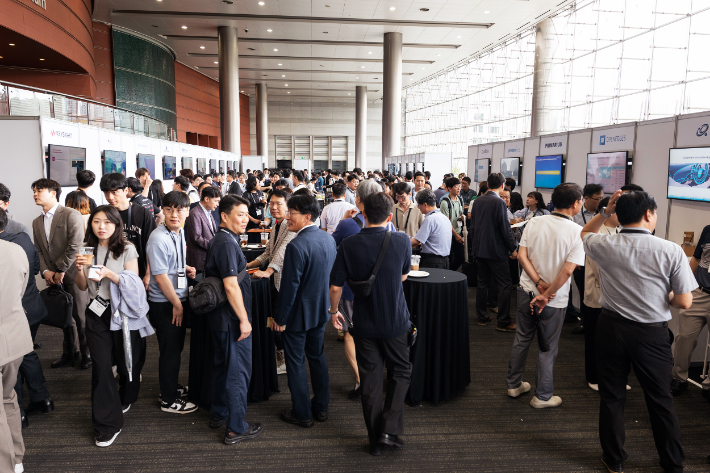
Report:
137,154,155,178
48,144,86,186
182,157,192,171
209,159,217,173
474,159,489,182
163,156,177,179
668,147,710,202
586,152,629,194
196,158,207,175
535,155,564,189
500,157,520,186
103,150,127,176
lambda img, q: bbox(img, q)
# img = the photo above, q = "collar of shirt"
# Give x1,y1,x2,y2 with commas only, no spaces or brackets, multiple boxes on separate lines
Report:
425,208,441,217
360,226,387,234
296,223,316,235
485,191,502,200
397,201,416,212
334,198,345,202
42,202,60,217
619,226,651,234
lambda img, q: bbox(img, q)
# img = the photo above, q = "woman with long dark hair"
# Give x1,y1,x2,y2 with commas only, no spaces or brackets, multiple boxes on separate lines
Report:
244,175,266,230
514,191,550,222
509,192,525,214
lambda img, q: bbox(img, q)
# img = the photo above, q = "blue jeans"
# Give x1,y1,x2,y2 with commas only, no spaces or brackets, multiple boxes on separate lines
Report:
211,327,252,434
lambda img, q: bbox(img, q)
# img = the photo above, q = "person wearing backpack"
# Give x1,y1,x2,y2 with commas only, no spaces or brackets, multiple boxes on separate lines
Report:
440,177,466,272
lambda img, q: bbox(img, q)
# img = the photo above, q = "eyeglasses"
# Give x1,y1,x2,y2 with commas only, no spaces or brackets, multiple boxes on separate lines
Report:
163,207,188,214
269,201,285,207
285,210,305,217
588,196,603,201
395,194,408,200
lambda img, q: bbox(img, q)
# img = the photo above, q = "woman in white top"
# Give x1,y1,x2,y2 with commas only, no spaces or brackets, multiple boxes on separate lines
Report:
514,191,550,222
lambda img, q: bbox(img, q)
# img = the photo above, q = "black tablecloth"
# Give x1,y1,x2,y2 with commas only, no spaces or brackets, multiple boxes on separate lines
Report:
242,247,266,263
403,268,470,406
188,277,278,409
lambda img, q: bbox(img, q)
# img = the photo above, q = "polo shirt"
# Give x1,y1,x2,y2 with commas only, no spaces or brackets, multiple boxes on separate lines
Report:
392,202,424,238
440,195,464,235
572,207,596,227
414,209,452,257
344,187,357,206
147,226,188,302
583,228,697,323
320,198,356,234
694,225,710,288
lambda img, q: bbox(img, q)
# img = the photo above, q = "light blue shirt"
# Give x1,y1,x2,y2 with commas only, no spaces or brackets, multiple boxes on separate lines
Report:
147,226,188,302
414,209,452,257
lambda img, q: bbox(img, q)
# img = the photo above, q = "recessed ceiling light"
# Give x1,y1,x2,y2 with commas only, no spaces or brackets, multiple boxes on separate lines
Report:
267,29,272,32
422,67,425,70
9,44,15,46
325,4,330,7
323,31,328,34
278,63,282,65
348,93,351,95
285,84,288,86
436,54,441,56
258,1,265,4
0,56,3,59
182,26,188,29
40,58,45,61
410,78,413,80
273,48,278,51
420,8,429,11
214,61,218,64
287,91,290,93
389,7,395,11
484,10,490,14
374,77,378,79
223,0,233,3
361,66,365,68
368,51,372,54
200,46,205,49
356,77,359,79
282,75,285,77
456,36,461,38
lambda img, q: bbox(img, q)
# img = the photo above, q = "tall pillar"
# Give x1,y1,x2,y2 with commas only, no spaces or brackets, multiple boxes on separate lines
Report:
256,83,269,158
355,85,367,170
530,19,552,137
382,32,403,169
218,26,241,155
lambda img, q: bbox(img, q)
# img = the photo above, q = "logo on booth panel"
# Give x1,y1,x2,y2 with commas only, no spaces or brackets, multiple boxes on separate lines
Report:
698,124,709,137
599,135,606,146
50,129,72,139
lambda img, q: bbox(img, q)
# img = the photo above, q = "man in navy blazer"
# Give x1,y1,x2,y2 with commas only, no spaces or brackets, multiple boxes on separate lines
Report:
186,185,221,276
273,195,337,428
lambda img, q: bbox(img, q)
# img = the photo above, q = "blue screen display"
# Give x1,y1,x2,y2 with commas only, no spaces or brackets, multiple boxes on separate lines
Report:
535,155,563,189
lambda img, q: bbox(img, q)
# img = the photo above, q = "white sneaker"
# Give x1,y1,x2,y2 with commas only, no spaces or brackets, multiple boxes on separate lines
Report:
122,404,131,414
95,429,121,447
112,365,118,379
508,381,531,398
588,383,599,391
530,395,562,408
161,398,198,414
276,362,287,375
14,463,23,473
626,385,631,391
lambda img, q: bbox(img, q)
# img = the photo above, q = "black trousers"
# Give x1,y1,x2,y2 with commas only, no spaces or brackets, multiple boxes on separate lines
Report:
149,300,188,404
584,307,602,384
354,332,412,446
15,323,49,417
596,310,684,472
475,258,512,327
269,277,284,351
448,234,465,272
573,266,587,324
420,254,449,270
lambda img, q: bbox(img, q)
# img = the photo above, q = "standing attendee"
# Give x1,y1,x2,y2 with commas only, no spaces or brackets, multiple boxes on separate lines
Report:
135,168,163,215
225,170,242,197
274,195,337,428
392,182,424,238
460,177,476,214
203,195,263,445
173,176,191,194
68,170,98,213
31,179,90,369
282,170,293,189
330,192,412,456
180,169,200,204
292,170,307,192
440,177,465,272
146,192,198,414
125,177,155,215
0,183,30,237
581,190,695,473
65,190,92,231
186,186,220,280
514,192,550,222
0,237,33,473
345,174,359,206
411,189,452,269
413,172,426,199
469,173,518,332
243,176,266,230
507,183,585,408
434,174,451,205
320,182,356,235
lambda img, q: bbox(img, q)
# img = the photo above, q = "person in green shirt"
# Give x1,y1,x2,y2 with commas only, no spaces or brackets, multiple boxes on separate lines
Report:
440,177,465,271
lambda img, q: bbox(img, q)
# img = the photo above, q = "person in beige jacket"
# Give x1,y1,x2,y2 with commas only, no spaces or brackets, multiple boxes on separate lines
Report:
0,237,34,473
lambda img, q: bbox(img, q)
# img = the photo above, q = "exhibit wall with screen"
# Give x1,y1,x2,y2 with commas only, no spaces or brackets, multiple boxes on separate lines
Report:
535,155,564,189
163,156,177,179
474,159,490,182
102,150,127,176
668,147,710,202
137,153,156,177
48,144,86,186
196,158,207,175
182,157,193,170
500,157,521,186
586,151,630,193
209,159,217,173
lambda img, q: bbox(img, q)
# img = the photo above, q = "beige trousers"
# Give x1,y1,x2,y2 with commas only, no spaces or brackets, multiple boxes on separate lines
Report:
0,357,24,471
671,288,710,388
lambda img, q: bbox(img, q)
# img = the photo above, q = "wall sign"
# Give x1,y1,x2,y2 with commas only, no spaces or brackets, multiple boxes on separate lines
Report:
478,144,492,159
504,140,524,158
539,134,568,156
677,115,710,147
591,126,635,152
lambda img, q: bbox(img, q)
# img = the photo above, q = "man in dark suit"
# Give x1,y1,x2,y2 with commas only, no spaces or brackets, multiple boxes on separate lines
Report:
225,170,243,197
186,186,221,279
273,195,337,428
469,172,518,332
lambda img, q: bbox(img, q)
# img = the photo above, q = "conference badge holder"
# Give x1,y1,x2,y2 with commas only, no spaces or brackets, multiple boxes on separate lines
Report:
177,270,187,289
89,295,109,317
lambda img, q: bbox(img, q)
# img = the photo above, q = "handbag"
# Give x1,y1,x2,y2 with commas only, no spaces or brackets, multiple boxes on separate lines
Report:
347,231,392,299
39,283,74,329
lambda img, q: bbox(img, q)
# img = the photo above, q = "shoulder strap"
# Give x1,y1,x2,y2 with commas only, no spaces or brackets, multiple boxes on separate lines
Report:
444,196,452,214
371,231,392,278
352,215,364,228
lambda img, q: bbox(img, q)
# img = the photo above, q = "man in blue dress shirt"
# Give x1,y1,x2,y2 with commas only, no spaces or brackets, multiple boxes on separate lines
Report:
411,189,452,269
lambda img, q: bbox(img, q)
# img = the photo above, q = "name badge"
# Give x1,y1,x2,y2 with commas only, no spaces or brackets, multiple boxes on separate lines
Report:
457,221,463,229
256,209,263,217
89,296,109,316
177,270,187,289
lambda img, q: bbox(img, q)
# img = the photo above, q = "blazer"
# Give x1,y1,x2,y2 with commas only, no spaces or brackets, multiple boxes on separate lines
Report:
186,204,218,271
275,225,337,332
469,191,517,262
0,232,48,326
227,180,243,197
32,205,85,285
0,240,33,366
254,219,296,291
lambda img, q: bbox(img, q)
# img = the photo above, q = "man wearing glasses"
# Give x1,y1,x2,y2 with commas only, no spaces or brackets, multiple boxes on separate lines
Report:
392,182,423,238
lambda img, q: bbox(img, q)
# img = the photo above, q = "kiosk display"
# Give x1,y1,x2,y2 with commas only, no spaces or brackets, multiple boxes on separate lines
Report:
48,144,86,186
668,147,710,202
102,150,127,176
500,157,521,186
209,159,217,173
219,160,226,173
535,155,564,189
586,152,630,194
137,154,156,178
163,156,177,179
182,157,193,170
474,159,490,183
196,158,207,175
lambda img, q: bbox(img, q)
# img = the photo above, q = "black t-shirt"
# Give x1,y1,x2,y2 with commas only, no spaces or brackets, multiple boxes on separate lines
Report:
130,194,155,214
147,184,162,214
244,191,265,229
118,203,157,278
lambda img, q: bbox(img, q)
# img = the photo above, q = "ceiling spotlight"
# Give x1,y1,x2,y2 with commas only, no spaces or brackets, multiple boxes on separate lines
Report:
278,63,282,66
200,46,205,49
325,4,330,7
436,54,441,56
267,29,272,32
456,35,461,38
484,10,490,14
273,48,278,51
361,66,365,68
287,91,290,93
282,75,285,77
285,84,288,86
420,7,429,11
157,0,162,2
0,56,3,59
223,0,234,3
348,93,351,95
214,61,218,64
9,44,15,46
368,51,372,54
241,90,244,92
182,26,188,29
422,67,425,70
258,1,265,4
152,25,159,27
323,31,328,34
355,77,359,79
389,6,395,11
39,58,45,61
374,77,378,79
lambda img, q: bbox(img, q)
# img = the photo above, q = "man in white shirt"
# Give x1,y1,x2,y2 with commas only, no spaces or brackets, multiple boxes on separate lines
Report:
292,170,307,192
506,183,585,409
345,175,359,206
320,183,356,235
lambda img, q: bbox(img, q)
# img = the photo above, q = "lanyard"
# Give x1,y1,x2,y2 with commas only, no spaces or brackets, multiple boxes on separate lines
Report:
396,206,412,231
165,227,185,270
551,211,572,221
581,209,589,224
93,247,111,290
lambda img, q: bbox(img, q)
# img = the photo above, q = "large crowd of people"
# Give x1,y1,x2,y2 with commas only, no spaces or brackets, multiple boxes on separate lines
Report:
0,164,706,472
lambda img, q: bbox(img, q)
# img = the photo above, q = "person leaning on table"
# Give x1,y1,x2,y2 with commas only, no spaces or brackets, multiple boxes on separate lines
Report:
410,189,451,270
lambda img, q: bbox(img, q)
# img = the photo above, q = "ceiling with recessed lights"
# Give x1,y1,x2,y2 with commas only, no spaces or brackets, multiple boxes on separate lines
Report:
93,0,573,100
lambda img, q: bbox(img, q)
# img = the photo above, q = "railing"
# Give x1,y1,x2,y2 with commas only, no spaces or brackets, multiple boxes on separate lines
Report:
0,80,177,141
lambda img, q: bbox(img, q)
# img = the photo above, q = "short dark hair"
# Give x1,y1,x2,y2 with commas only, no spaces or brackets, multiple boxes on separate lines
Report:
405,171,413,180
32,178,62,200
100,173,127,192
583,183,604,197
77,170,96,188
0,208,7,232
392,182,409,196
346,174,359,183
414,172,425,180
615,191,657,226
505,177,516,192
219,195,250,218
292,170,304,183
180,169,195,181
363,192,394,225
415,188,436,207
0,183,11,203
173,175,190,191
445,177,461,189
283,169,292,178
462,176,472,184
135,167,150,179
424,171,431,179
162,190,191,209
332,182,347,197
200,185,220,200
246,176,258,192
268,189,291,202
551,183,583,210
126,177,143,193
479,184,488,195
620,183,644,192
486,173,505,190
276,179,289,188
227,170,237,178
287,194,320,223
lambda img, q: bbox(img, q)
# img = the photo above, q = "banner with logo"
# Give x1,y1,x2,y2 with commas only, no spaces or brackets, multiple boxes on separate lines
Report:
478,144,492,159
40,118,79,151
591,126,634,152
539,134,568,156
677,115,710,147
504,140,524,158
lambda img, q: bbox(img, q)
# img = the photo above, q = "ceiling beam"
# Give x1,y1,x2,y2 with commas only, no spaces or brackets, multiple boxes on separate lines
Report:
198,73,382,84
240,87,379,93
163,35,460,49
112,11,493,29
188,53,434,64
236,68,413,75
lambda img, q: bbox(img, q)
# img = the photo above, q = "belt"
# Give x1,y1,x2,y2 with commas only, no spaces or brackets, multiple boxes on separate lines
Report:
699,287,710,295
601,308,667,328
420,253,447,259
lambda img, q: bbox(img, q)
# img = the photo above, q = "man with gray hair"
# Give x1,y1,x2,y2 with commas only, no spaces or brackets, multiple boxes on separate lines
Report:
410,189,452,269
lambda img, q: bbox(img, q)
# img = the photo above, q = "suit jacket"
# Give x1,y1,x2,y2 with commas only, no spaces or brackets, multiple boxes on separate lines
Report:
0,240,33,366
469,191,517,262
186,204,218,271
0,232,47,326
227,180,243,197
31,205,85,284
255,219,296,291
275,225,336,332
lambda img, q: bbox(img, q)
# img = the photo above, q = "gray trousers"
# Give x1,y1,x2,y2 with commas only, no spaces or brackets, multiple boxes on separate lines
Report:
507,288,566,401
0,357,24,472
671,288,710,388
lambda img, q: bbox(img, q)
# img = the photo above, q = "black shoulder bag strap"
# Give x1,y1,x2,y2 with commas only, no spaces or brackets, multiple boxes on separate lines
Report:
352,214,364,229
347,230,392,298
370,231,392,279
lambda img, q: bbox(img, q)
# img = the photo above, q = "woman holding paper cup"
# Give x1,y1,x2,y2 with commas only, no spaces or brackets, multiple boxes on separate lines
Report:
75,205,141,448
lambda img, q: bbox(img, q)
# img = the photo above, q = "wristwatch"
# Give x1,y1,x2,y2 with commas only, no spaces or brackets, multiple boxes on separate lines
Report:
600,207,611,219
536,278,543,286
328,306,338,314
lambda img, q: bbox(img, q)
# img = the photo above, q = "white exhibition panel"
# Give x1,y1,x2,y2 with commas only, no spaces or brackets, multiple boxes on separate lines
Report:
242,155,267,173
539,133,568,157
504,140,524,158
77,125,102,206
491,142,505,174
467,145,478,179
591,125,635,153
478,144,492,159
677,113,710,148
566,130,592,189
521,137,539,197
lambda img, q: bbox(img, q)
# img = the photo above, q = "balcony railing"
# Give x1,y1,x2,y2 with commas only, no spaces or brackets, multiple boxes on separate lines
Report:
0,80,177,141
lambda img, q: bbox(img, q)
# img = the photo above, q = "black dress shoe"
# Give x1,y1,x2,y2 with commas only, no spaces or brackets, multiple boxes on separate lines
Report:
378,433,403,448
279,409,314,428
80,356,92,370
601,457,623,472
51,355,74,369
670,379,688,397
209,416,226,429
313,410,327,422
21,415,28,429
224,423,263,444
33,343,41,350
369,443,381,456
348,386,362,400
25,397,54,415
571,325,585,334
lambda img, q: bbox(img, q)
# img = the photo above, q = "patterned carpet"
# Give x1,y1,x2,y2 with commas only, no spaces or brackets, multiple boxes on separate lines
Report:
21,287,710,472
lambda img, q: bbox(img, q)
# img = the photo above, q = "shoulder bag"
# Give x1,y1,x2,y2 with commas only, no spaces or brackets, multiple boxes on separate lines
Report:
347,231,392,299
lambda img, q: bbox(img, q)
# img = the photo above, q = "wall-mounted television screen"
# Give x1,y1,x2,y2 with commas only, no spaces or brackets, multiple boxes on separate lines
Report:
48,144,86,186
668,147,710,202
474,158,490,183
196,158,207,175
182,157,192,170
163,156,177,180
219,160,226,173
535,154,564,189
137,154,156,178
586,151,630,194
102,150,127,176
500,157,521,186
209,159,217,173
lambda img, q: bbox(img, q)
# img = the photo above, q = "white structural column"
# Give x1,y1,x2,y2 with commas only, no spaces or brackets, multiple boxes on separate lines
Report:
256,83,269,158
382,32,403,169
218,26,241,155
530,19,552,137
355,85,367,170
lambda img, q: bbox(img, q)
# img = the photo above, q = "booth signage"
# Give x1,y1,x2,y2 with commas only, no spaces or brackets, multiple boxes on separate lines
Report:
478,144,492,159
539,134,568,156
677,115,710,147
591,126,634,152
